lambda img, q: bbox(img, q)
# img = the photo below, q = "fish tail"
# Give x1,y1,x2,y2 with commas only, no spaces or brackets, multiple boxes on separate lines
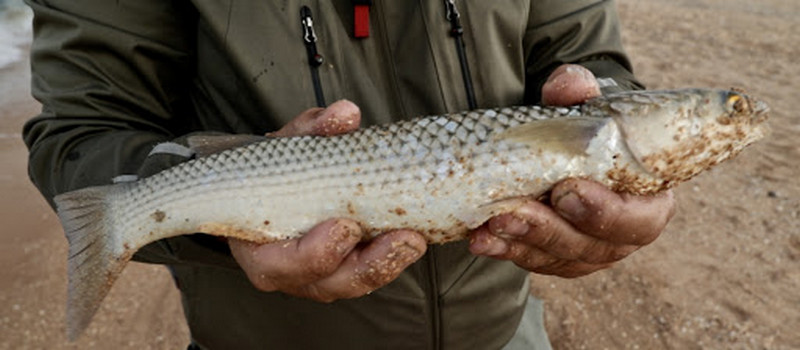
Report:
54,183,132,341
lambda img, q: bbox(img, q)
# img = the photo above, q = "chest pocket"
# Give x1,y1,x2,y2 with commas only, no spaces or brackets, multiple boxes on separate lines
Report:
424,0,530,112
205,1,530,130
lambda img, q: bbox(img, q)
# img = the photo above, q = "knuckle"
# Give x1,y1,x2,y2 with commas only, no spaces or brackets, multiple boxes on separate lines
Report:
529,221,560,251
590,202,623,235
577,240,609,263
511,247,559,271
551,270,583,279
305,285,338,303
537,261,608,279
578,240,634,264
249,273,278,292
639,227,663,246
629,219,665,245
316,296,337,303
288,284,338,303
332,286,369,301
537,229,565,253
355,254,415,290
357,267,396,290
498,242,528,262
358,241,423,289
303,258,338,280
531,259,569,276
606,245,637,262
556,270,590,279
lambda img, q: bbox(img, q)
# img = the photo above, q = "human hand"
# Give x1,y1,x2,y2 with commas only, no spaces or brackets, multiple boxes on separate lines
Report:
468,64,677,278
229,100,427,302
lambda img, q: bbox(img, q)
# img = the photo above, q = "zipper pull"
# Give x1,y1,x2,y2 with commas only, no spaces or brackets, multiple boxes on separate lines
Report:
301,7,323,66
300,6,326,107
301,7,317,43
442,0,477,109
444,0,463,37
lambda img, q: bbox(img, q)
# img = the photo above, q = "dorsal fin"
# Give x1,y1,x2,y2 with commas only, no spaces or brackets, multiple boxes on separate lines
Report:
187,134,267,158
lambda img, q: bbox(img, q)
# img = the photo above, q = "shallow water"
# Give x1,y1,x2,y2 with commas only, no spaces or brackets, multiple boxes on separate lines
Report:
0,0,32,70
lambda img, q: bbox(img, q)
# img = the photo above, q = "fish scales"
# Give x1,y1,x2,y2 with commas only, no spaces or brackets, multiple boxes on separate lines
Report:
116,106,570,244
53,88,769,340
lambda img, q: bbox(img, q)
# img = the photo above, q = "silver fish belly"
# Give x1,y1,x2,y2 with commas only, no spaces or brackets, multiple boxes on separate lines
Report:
53,88,768,339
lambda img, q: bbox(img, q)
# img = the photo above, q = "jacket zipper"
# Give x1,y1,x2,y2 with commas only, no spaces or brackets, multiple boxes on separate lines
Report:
444,0,477,110
300,6,326,107
426,246,442,350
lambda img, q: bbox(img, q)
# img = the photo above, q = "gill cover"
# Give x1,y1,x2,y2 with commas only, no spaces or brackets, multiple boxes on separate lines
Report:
596,89,767,182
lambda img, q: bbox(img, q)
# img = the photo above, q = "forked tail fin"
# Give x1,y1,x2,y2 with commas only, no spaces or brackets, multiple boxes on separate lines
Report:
54,183,133,341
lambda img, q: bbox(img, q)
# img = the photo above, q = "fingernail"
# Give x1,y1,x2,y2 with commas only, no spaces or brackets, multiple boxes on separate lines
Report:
470,234,509,256
391,242,423,264
555,191,586,222
564,65,579,75
311,100,360,136
489,215,528,237
313,111,353,136
363,240,423,286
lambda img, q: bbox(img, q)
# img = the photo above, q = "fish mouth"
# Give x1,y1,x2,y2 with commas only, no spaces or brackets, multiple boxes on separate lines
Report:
730,90,769,124
751,98,770,121
744,96,771,140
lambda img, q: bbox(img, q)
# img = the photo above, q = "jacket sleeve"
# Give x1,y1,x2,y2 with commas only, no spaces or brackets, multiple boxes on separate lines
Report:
23,0,239,268
523,0,644,104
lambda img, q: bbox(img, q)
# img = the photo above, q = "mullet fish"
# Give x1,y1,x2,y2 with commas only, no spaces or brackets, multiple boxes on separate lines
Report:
55,88,768,339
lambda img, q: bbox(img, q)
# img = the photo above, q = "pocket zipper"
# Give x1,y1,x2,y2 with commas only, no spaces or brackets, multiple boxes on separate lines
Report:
301,6,326,107
444,0,477,110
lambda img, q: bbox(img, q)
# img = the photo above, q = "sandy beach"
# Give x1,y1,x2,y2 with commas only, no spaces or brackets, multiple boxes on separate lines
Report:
1,0,798,349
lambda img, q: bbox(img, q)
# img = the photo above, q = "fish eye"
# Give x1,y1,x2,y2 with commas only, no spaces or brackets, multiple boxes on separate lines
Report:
725,92,748,114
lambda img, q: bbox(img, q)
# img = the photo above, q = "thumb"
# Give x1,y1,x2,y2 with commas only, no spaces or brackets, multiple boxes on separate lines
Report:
541,64,602,107
269,100,361,138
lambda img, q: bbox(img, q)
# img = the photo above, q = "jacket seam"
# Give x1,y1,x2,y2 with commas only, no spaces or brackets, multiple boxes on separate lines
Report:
528,0,606,30
426,246,442,350
439,256,479,297
373,1,407,117
444,0,478,109
418,0,450,112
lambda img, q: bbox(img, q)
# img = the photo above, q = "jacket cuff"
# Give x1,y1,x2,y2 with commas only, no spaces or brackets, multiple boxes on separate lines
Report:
577,56,645,94
134,234,240,269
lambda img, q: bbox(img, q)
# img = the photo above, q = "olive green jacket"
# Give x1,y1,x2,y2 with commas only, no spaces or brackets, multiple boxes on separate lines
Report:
23,0,641,348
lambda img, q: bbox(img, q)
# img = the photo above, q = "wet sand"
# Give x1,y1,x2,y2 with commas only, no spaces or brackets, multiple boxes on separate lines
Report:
1,0,798,348
535,1,800,349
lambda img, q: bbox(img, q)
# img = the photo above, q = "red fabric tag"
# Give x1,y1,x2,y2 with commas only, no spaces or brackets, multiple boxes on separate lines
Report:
354,5,370,38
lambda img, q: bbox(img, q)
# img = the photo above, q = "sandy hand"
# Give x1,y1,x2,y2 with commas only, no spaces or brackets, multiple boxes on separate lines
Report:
230,100,427,301
469,64,677,278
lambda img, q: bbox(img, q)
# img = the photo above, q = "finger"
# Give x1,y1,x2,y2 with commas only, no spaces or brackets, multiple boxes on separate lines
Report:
269,99,361,138
541,64,601,106
468,225,511,256
530,259,614,278
474,227,563,268
470,224,610,275
551,179,676,245
289,230,426,302
229,219,363,291
485,200,640,265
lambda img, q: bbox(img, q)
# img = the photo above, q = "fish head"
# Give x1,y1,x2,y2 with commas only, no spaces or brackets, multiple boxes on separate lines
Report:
597,88,769,184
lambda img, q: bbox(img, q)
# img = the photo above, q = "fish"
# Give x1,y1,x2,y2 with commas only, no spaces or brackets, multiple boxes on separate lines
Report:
54,88,768,339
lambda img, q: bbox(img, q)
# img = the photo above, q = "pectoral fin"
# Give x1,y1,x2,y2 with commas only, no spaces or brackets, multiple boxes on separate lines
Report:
495,117,609,155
